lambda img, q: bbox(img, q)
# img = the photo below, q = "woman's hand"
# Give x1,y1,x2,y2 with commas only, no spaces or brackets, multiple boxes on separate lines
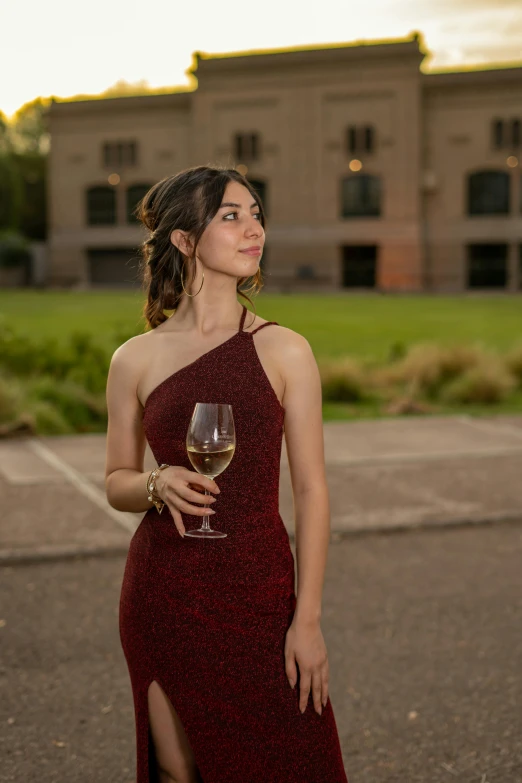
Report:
154,466,220,537
284,618,329,715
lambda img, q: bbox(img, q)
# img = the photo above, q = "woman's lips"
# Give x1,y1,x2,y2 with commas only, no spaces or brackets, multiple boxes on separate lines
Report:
240,248,262,256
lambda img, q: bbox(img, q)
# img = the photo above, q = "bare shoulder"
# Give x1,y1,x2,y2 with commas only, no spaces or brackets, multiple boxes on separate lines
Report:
250,322,315,394
108,331,151,384
254,323,313,364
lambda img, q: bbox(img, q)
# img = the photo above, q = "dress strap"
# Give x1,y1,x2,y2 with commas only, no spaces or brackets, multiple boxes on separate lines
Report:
238,304,248,332
250,320,279,336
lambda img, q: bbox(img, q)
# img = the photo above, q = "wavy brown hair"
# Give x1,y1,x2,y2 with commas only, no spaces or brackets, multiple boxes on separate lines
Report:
136,165,266,330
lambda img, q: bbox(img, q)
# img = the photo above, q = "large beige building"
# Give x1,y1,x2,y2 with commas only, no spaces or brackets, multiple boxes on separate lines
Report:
48,34,522,291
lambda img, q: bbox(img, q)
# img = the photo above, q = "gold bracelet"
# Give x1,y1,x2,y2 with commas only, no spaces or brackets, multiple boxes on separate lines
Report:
146,464,170,514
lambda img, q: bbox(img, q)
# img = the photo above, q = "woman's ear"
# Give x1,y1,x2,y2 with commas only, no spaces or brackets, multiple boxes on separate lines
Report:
170,229,193,257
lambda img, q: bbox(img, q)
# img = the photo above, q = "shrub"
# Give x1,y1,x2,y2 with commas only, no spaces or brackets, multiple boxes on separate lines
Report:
0,374,19,422
505,344,522,385
0,230,31,269
64,331,113,393
386,343,483,397
26,376,107,431
23,399,72,435
319,357,368,402
0,320,115,394
440,360,516,405
387,341,407,363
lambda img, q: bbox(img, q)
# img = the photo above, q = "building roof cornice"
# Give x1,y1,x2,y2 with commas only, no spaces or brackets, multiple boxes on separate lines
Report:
48,90,193,116
423,63,522,88
190,35,426,75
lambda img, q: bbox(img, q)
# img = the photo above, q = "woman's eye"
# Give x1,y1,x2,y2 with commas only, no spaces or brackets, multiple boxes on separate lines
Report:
223,212,262,221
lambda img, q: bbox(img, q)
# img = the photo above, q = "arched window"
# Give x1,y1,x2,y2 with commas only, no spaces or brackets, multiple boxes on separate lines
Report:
126,184,152,223
247,178,268,217
467,171,510,216
86,186,116,225
340,175,381,218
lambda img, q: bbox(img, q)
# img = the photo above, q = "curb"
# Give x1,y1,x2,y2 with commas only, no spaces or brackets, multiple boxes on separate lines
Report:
329,510,522,540
0,543,131,567
1,511,522,565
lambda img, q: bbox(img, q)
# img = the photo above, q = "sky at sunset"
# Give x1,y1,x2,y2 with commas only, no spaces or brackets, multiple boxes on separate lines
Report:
1,0,521,117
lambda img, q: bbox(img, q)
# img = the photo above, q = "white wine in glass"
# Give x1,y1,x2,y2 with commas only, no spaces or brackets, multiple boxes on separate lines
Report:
185,402,235,538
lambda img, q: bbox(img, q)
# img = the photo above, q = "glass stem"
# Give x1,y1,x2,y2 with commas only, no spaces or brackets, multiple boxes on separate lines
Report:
201,487,211,531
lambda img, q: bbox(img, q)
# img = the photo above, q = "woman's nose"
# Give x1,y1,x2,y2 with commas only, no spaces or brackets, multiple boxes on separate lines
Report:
246,217,263,235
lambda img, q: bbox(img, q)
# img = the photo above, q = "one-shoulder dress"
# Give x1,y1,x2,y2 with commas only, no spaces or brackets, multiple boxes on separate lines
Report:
119,303,349,782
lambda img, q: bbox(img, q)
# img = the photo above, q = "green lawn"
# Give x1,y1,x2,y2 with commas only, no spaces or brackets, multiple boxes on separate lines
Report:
1,290,521,424
1,290,521,361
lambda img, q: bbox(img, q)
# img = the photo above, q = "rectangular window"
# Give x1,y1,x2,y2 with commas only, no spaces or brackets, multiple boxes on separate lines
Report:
492,119,505,149
234,133,260,161
345,125,376,156
347,126,358,155
341,175,382,218
102,140,138,168
363,125,375,153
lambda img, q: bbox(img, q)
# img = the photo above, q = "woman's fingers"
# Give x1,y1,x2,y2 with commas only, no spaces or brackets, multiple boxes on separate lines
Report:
321,660,330,708
169,507,186,538
162,485,216,517
311,670,323,715
154,468,221,536
299,669,312,713
170,475,219,516
298,666,328,715
284,650,297,690
185,483,219,506
173,495,216,516
187,473,220,495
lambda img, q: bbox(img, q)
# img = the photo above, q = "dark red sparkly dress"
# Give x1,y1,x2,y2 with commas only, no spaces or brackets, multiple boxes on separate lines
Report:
119,304,349,782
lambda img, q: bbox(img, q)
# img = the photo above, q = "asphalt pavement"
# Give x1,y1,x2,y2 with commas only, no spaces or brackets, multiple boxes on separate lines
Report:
1,414,522,782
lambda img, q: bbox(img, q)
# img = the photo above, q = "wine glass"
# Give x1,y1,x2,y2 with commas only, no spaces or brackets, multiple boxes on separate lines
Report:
185,402,236,538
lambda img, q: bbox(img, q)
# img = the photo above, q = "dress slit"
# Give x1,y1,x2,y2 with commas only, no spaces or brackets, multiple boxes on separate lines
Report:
135,675,202,783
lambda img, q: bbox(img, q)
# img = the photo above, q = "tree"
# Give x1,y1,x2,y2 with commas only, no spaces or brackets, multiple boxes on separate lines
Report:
14,152,47,239
0,153,23,230
0,111,12,153
9,97,51,155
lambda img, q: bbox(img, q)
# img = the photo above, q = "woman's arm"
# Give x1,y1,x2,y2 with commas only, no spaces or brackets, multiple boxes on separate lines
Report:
104,338,220,535
278,330,331,716
105,340,152,512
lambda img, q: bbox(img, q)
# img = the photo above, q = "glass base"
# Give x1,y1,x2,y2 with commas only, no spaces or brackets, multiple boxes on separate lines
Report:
184,527,227,538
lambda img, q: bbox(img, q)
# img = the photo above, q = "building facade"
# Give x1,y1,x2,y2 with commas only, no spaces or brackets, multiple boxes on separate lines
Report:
47,34,522,291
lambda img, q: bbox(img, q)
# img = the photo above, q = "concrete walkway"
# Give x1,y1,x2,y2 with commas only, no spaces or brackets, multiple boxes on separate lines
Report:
1,414,522,563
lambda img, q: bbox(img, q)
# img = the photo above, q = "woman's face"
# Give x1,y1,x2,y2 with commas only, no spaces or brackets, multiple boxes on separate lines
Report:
194,180,265,276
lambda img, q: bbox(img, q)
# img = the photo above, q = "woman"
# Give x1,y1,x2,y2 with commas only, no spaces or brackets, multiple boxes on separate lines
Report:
105,165,348,783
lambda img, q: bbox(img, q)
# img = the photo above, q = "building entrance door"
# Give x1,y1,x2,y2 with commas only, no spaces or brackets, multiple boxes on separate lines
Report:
467,244,508,288
341,245,378,288
88,248,141,287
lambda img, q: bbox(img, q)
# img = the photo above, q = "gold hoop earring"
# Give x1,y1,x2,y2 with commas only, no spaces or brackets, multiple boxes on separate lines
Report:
181,259,204,297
